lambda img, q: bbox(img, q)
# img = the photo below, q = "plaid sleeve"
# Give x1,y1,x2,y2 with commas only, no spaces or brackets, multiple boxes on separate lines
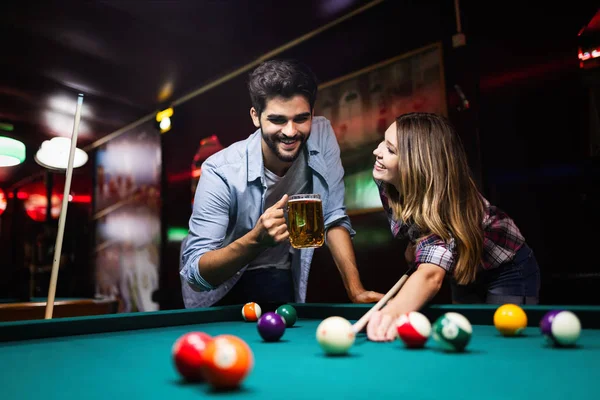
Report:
481,197,525,269
415,234,456,272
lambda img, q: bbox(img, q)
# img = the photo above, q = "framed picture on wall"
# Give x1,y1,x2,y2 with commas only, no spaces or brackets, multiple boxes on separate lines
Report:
314,42,447,214
93,120,162,313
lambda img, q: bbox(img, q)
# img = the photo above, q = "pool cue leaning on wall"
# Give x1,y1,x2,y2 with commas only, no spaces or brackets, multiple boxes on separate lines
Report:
44,93,84,320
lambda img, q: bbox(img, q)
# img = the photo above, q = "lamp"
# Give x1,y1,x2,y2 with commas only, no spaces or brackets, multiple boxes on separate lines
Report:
156,107,173,133
34,137,88,170
0,136,26,167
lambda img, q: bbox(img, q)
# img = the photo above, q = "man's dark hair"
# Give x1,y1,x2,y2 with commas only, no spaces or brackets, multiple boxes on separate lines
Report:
248,59,319,117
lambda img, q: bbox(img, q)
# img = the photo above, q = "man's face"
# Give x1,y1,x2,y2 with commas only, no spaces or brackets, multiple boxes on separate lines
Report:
251,95,312,167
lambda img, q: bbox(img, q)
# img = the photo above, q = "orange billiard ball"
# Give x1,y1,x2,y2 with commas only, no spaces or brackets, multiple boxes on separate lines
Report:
494,304,528,336
172,332,213,381
242,302,262,322
201,335,254,389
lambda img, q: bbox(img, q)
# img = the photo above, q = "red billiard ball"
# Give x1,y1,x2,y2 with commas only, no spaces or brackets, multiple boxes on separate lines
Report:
395,311,432,348
172,332,213,381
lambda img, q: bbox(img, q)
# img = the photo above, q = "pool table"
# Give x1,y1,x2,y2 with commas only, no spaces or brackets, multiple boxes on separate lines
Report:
0,297,119,322
0,304,598,400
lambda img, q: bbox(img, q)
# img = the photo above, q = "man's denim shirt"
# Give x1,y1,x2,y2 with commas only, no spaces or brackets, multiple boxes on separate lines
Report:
180,116,355,308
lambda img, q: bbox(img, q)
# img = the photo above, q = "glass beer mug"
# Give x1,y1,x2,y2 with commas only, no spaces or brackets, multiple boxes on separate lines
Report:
287,194,325,249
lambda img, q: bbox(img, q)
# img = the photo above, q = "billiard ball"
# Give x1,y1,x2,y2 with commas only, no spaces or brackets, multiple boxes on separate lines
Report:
242,302,262,322
201,335,254,389
172,332,213,381
432,312,472,352
540,310,581,347
494,304,528,336
316,316,355,355
257,312,286,342
275,304,297,327
395,311,431,348
539,309,562,342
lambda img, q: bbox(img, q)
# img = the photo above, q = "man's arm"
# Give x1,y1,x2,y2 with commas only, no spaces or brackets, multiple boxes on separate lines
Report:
318,118,384,303
326,225,384,303
199,194,290,286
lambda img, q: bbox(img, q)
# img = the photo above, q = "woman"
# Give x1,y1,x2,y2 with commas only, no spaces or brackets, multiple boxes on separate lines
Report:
367,112,540,342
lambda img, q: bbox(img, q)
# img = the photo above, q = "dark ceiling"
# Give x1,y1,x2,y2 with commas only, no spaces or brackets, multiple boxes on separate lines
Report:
0,0,377,187
1,0,598,190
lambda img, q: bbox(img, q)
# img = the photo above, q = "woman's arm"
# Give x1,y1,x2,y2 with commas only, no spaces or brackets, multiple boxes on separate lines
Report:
366,263,446,341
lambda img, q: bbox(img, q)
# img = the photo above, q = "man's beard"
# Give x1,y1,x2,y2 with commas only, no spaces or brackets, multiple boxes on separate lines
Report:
261,124,308,163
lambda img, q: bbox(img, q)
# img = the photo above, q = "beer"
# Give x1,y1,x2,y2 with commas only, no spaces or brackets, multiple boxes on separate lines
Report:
287,194,325,249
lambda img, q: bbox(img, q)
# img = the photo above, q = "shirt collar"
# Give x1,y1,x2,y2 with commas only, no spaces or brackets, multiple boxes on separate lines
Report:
247,128,264,183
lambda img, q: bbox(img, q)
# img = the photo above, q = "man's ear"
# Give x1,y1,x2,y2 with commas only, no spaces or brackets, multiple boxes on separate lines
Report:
250,107,260,128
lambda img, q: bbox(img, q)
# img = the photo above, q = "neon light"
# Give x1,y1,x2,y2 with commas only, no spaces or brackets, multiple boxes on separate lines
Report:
167,227,188,242
0,136,26,166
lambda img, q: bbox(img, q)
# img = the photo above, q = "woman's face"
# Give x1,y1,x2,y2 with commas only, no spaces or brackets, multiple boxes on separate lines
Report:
372,122,401,188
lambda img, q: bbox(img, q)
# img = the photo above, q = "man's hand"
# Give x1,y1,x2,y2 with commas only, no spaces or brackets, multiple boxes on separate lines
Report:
252,194,289,247
350,289,384,304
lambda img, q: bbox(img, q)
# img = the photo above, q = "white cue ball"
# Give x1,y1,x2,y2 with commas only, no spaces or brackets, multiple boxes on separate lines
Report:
552,311,581,346
316,316,355,355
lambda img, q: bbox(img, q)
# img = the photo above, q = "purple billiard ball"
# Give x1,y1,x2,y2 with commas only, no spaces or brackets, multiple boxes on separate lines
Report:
540,310,562,341
257,312,286,342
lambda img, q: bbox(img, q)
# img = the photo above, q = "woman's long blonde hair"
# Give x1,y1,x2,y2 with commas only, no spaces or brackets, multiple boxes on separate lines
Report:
384,113,485,284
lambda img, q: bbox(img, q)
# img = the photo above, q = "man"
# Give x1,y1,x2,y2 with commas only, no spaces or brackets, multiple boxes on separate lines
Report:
180,59,383,308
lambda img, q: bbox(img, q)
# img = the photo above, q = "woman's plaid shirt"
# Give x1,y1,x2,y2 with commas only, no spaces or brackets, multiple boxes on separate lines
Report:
375,179,525,273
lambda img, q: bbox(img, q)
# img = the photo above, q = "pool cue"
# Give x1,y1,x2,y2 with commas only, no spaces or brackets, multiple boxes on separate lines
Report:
44,93,84,320
352,265,417,333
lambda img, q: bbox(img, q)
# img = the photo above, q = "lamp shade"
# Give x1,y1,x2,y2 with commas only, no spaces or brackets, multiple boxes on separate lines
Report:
0,136,26,167
35,137,88,170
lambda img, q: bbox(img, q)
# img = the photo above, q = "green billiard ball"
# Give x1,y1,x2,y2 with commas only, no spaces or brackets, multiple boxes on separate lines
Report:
431,312,472,352
275,304,297,327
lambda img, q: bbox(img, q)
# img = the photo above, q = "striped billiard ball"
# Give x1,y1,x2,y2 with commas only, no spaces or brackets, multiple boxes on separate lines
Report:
432,312,472,352
275,304,297,327
241,302,262,322
395,311,431,348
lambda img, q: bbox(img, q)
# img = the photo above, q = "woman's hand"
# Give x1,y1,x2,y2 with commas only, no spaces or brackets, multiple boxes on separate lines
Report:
366,309,399,342
366,264,445,342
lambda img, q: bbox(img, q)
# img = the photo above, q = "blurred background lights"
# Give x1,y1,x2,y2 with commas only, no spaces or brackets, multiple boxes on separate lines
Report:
34,137,88,170
48,95,94,118
0,136,26,167
43,110,91,138
156,107,173,133
159,116,171,132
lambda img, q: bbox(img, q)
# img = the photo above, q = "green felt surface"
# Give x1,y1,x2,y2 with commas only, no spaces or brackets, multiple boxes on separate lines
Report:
1,317,599,400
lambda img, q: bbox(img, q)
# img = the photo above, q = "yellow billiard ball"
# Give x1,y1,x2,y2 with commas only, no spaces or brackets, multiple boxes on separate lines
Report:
494,304,528,336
